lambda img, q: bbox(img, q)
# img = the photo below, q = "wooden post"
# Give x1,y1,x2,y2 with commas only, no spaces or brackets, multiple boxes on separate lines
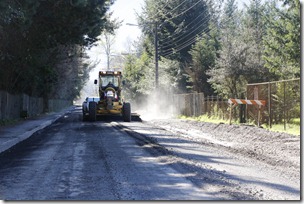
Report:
229,103,233,125
283,81,286,130
229,103,237,125
257,105,261,127
268,82,272,128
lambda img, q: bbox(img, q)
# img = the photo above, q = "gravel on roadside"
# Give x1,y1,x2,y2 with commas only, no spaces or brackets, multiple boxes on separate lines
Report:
147,119,300,181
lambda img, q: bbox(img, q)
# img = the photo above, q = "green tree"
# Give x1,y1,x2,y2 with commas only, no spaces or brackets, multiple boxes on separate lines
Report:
262,0,300,79
240,0,273,83
207,0,247,98
188,32,218,95
138,0,211,93
0,0,115,104
208,0,276,98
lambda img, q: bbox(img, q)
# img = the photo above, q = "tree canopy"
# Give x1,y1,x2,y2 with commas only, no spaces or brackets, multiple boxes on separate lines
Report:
0,0,114,102
124,0,300,100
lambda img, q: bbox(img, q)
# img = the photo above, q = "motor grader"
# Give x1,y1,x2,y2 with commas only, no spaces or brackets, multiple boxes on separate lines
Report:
83,71,131,122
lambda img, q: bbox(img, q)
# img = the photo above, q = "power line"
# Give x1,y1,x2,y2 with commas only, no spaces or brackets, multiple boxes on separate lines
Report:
160,0,203,26
160,25,206,53
160,13,210,50
161,33,200,57
149,0,171,20
161,14,236,58
144,0,206,43
162,23,218,57
158,1,267,59
165,0,188,14
149,0,188,22
162,30,204,56
160,10,209,42
160,16,213,56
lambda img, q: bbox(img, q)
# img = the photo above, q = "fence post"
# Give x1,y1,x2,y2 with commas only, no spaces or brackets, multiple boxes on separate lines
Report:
239,93,246,123
193,94,195,116
6,92,9,119
216,95,219,118
268,82,272,128
0,91,2,120
229,103,233,125
283,81,286,130
257,105,261,127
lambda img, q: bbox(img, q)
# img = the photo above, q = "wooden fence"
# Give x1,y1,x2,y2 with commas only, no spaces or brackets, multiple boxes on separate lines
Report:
0,91,72,120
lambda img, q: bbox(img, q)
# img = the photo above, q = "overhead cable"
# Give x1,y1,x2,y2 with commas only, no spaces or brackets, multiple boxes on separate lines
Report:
160,13,210,49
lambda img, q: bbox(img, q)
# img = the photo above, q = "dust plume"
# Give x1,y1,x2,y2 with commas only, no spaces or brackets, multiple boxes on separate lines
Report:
131,91,179,121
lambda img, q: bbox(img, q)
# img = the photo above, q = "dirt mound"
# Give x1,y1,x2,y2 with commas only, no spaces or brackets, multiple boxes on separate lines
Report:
148,119,300,180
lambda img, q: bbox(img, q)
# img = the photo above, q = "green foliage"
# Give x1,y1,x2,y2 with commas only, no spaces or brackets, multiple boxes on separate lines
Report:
0,119,20,127
123,52,152,101
128,0,300,102
188,30,218,95
0,0,114,102
207,0,247,98
179,114,300,136
271,80,300,123
262,0,300,78
265,123,300,136
138,0,211,93
207,0,284,98
123,51,181,103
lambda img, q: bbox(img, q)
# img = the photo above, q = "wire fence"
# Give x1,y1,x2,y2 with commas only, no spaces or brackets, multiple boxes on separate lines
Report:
246,78,300,129
172,93,230,120
173,78,300,131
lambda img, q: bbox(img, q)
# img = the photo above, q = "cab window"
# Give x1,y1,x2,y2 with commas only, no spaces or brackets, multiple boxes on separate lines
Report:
100,75,119,87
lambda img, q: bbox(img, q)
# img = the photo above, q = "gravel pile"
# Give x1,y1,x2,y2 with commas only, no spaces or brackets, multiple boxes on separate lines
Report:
148,119,300,180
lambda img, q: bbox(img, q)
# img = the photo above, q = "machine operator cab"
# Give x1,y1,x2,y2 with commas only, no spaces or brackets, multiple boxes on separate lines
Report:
94,71,122,101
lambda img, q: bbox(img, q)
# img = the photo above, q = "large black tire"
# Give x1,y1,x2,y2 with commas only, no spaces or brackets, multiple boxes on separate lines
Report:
82,111,88,121
123,102,131,122
89,102,97,122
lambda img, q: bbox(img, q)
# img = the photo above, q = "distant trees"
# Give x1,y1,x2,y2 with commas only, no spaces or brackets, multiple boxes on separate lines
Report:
262,0,300,79
207,0,245,98
99,18,122,70
124,0,300,99
138,0,211,93
188,33,217,96
0,0,114,102
208,0,272,98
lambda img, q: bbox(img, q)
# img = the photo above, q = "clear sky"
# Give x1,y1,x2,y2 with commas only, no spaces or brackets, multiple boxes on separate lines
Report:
110,0,144,53
87,0,144,67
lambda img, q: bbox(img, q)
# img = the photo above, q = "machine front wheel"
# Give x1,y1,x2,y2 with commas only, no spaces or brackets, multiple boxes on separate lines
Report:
89,102,97,122
122,102,131,122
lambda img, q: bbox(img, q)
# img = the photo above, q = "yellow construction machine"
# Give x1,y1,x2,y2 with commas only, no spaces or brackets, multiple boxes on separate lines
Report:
82,71,132,122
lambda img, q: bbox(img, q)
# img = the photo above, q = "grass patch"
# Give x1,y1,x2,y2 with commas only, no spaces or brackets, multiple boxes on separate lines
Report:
265,123,300,136
290,118,300,126
179,115,232,124
0,119,20,127
179,114,300,136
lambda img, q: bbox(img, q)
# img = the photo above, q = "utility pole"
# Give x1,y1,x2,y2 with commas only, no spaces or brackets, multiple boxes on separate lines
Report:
126,22,159,89
154,22,159,89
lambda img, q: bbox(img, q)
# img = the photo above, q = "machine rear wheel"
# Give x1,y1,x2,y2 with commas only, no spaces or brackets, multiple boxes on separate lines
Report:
89,102,97,122
123,103,131,122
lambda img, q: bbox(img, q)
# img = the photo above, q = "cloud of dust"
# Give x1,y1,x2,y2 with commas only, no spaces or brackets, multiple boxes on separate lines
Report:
131,91,180,121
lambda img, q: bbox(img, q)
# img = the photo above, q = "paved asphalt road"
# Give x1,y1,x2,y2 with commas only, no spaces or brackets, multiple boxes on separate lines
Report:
0,106,300,201
0,107,218,200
